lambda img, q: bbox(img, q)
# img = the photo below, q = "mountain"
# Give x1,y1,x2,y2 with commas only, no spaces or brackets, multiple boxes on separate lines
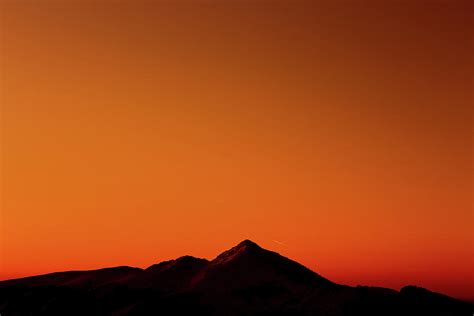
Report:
0,240,471,316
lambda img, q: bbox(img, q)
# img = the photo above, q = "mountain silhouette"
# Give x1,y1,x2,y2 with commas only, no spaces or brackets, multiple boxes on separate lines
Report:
0,240,471,315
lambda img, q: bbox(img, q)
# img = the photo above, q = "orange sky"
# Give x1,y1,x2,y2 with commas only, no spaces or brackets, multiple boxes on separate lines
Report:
1,0,473,300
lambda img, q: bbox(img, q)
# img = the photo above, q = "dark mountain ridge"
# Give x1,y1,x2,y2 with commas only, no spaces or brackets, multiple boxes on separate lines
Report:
0,240,471,315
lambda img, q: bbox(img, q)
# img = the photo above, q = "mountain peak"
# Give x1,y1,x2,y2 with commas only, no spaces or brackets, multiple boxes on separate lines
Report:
146,256,208,272
236,239,260,249
211,240,262,265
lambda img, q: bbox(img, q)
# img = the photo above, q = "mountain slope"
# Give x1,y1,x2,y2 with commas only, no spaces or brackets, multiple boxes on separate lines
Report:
0,266,142,289
191,240,333,290
130,255,209,291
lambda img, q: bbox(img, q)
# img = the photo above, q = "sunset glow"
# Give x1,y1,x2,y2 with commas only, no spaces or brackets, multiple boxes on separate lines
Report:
1,0,472,300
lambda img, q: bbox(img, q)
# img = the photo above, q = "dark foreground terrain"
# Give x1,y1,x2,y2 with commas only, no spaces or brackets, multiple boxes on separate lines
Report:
0,240,472,315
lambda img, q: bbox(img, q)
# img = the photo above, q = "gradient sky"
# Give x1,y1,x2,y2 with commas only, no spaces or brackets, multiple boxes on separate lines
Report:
1,0,473,300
